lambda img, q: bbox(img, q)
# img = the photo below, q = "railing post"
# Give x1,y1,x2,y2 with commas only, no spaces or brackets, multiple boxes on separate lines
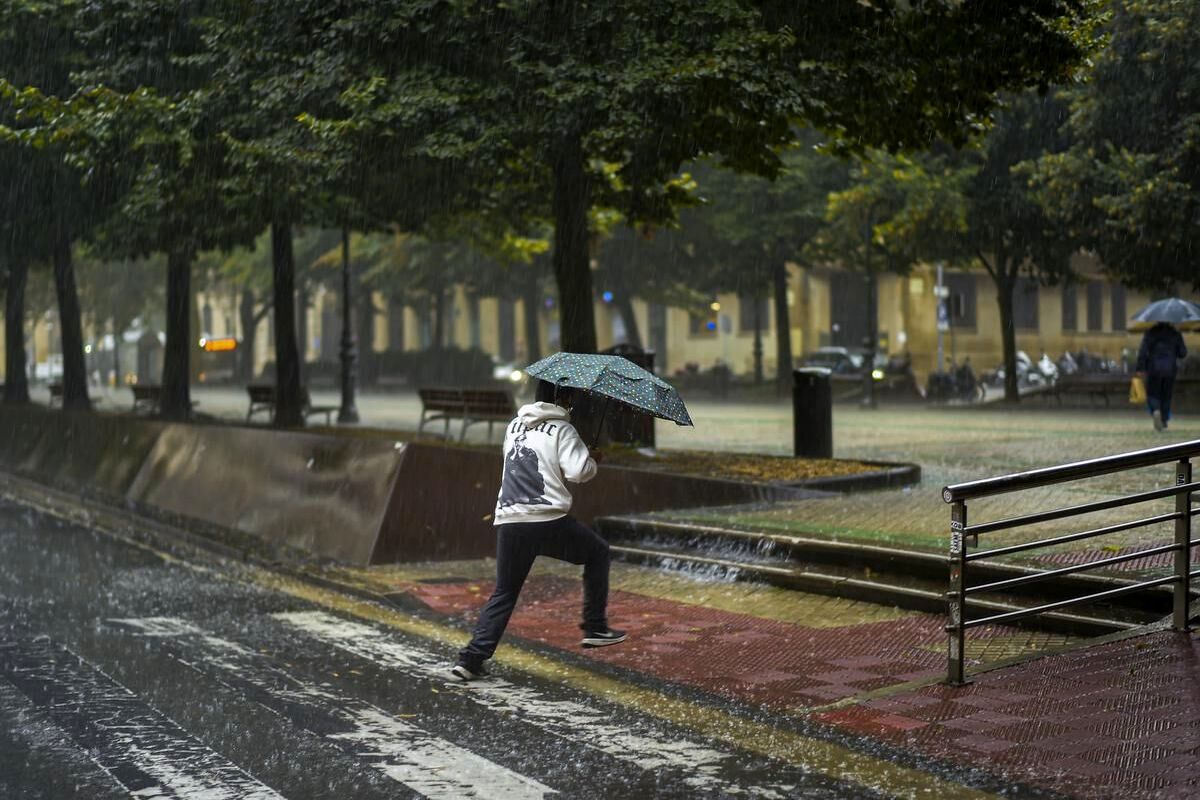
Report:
946,498,969,685
1174,458,1192,632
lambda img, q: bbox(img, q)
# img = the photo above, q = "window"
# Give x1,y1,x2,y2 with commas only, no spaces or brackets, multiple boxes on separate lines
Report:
1013,277,1039,331
1061,283,1077,332
1111,283,1126,332
497,298,515,360
468,295,482,349
648,303,668,362
944,272,977,330
689,308,718,336
1086,282,1103,331
738,294,769,333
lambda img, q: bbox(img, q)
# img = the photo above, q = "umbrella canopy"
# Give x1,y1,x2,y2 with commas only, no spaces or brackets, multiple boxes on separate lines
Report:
1129,298,1200,332
524,352,693,427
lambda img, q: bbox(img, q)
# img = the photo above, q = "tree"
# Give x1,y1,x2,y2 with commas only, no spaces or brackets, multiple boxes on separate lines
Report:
0,0,117,411
672,142,851,390
828,93,1079,403
1032,0,1200,293
309,1,1093,355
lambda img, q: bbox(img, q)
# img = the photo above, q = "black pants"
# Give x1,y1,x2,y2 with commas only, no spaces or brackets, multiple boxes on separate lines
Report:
1147,374,1177,422
459,516,610,666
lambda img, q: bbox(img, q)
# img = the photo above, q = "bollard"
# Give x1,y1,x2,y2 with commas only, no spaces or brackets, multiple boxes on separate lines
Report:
793,368,832,458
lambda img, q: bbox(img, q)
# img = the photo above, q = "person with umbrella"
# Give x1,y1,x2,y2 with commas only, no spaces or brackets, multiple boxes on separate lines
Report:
452,353,692,681
1132,298,1197,431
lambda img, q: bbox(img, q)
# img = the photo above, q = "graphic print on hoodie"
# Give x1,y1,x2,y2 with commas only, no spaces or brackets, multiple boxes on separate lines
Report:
493,401,598,525
498,432,551,507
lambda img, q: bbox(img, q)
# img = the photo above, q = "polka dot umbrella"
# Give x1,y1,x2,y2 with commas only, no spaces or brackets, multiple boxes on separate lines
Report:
524,352,694,434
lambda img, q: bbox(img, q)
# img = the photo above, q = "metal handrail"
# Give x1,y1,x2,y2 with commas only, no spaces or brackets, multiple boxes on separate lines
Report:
966,481,1200,536
966,510,1184,561
964,542,1182,595
943,439,1200,503
941,442,1196,686
957,574,1180,630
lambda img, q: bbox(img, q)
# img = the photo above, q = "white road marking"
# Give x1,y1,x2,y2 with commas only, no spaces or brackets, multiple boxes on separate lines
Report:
111,617,556,800
0,639,283,800
273,610,798,798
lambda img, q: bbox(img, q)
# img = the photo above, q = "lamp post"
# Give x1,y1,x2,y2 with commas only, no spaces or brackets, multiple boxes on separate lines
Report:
338,227,360,423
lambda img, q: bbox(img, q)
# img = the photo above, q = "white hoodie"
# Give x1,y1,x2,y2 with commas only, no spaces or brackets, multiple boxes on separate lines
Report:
493,401,597,525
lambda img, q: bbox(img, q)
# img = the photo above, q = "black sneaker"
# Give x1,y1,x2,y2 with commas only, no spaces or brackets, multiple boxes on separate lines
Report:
581,628,627,648
451,662,488,682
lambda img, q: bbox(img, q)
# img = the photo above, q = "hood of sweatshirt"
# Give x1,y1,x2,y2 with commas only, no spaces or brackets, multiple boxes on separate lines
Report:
516,401,571,426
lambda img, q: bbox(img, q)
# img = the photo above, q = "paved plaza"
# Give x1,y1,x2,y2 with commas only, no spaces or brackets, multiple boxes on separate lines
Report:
16,383,1200,797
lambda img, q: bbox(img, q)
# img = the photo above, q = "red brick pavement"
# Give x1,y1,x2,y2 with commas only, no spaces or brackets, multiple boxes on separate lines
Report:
407,576,1005,708
814,631,1200,799
401,576,1200,798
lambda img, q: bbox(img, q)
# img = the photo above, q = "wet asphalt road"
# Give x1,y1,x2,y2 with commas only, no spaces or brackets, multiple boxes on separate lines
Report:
0,501,884,800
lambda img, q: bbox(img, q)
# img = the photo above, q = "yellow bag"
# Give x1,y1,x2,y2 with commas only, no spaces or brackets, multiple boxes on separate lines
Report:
1129,375,1147,405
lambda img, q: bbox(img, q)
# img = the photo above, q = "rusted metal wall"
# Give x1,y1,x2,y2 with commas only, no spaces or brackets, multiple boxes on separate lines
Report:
370,442,815,563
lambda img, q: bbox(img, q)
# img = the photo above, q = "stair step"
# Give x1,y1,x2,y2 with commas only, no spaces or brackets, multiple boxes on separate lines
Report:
598,515,1178,619
610,541,1142,637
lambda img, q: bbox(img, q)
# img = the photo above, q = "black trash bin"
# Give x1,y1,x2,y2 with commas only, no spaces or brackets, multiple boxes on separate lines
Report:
572,344,656,448
793,367,832,458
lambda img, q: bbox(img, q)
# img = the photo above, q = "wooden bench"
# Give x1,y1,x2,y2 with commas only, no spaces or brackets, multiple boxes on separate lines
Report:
417,387,515,441
1051,374,1132,407
246,384,337,425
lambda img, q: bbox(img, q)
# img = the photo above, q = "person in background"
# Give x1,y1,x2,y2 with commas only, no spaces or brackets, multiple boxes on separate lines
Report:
1136,321,1188,431
452,380,625,682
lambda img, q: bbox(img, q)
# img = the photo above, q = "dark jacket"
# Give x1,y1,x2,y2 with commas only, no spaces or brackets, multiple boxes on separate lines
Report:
1136,323,1187,378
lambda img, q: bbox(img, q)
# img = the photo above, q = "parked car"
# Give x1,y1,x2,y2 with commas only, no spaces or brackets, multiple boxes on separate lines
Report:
801,347,888,379
799,347,920,400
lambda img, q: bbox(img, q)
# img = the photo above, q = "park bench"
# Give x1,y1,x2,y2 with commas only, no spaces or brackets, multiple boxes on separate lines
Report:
1050,374,1134,407
246,384,338,425
417,387,515,442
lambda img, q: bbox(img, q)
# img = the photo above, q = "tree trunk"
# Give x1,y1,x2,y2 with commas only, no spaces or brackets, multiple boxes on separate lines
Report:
296,285,309,383
525,281,544,362
112,317,122,389
4,257,30,402
996,271,1020,404
432,289,447,350
52,233,89,410
4,256,30,405
238,289,257,383
552,135,597,353
160,249,193,420
752,293,764,385
338,228,359,423
772,260,792,396
860,270,878,409
388,295,406,352
271,218,304,427
614,294,642,349
357,288,376,386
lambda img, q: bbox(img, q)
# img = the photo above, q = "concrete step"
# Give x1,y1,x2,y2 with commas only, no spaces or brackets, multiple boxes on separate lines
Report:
598,516,1170,636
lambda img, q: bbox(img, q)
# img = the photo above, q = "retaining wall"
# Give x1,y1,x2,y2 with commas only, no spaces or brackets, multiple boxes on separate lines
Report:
0,407,822,565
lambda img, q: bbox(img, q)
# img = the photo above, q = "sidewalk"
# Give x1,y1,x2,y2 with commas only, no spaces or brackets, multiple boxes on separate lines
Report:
314,556,1199,798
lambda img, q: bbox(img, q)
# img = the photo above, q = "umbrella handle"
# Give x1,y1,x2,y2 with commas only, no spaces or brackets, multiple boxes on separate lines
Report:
591,396,610,448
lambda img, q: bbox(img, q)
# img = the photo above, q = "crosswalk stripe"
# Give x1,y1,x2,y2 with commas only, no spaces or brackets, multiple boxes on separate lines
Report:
252,572,1000,799
111,616,556,800
0,639,284,800
273,610,800,798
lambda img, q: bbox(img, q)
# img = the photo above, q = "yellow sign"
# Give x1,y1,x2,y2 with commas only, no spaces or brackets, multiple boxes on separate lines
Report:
200,337,238,353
